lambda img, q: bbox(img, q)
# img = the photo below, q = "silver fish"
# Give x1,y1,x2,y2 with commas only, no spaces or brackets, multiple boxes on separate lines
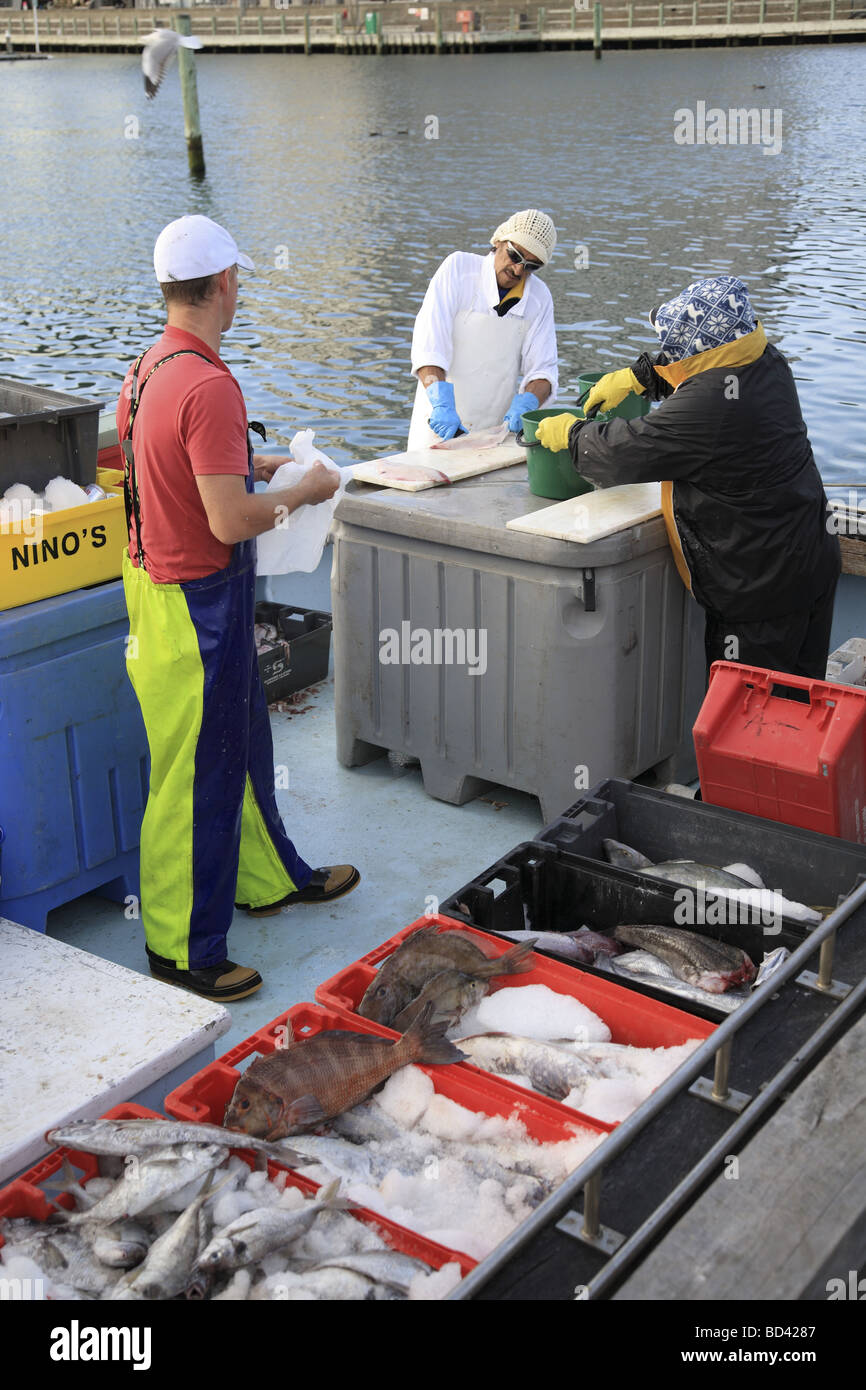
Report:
288,1134,379,1186
112,1172,226,1301
602,839,821,924
310,1250,430,1295
457,1034,604,1101
64,1144,227,1226
39,1234,123,1295
90,1222,152,1271
256,1266,377,1301
613,925,755,993
46,1118,307,1168
330,1104,405,1145
603,838,757,891
195,1179,349,1273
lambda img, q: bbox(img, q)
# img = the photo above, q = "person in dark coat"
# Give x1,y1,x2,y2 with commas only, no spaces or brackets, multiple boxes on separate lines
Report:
537,276,840,681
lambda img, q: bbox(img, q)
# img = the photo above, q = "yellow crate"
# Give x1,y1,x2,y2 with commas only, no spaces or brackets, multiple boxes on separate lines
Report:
0,467,128,612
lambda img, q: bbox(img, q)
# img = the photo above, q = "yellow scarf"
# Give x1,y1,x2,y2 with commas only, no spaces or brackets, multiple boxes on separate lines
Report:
660,323,768,590
498,276,526,310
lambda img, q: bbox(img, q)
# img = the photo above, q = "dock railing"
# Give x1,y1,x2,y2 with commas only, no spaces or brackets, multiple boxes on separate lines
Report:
448,874,866,1299
2,0,863,46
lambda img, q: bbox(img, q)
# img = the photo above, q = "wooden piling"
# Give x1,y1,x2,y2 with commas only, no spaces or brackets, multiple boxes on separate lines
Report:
174,13,205,178
593,0,602,56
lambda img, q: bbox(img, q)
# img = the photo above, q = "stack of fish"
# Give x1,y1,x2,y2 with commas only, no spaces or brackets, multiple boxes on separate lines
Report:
356,925,537,1031
0,1119,451,1301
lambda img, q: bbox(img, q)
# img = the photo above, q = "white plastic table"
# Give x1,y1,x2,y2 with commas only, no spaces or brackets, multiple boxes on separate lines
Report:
0,919,231,1183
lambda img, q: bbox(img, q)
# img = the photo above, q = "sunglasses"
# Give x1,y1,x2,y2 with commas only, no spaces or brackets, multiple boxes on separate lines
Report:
505,242,543,273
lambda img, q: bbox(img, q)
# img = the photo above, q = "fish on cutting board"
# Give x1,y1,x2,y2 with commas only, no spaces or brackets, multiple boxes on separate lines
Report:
371,461,452,485
429,423,510,451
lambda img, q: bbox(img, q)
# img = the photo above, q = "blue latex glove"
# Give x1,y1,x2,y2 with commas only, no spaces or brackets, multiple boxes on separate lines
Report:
426,380,463,440
504,391,540,434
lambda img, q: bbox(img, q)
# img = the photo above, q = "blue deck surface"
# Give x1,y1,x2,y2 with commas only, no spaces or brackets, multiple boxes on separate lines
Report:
37,552,866,1060
42,546,544,1055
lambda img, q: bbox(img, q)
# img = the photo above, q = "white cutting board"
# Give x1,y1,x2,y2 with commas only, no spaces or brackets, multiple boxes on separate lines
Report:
507,482,663,544
352,442,526,492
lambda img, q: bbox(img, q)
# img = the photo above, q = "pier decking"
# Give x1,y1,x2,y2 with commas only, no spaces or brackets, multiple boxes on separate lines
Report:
3,0,865,53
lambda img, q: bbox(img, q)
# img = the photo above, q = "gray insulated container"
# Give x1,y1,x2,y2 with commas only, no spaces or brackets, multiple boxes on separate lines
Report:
331,466,705,822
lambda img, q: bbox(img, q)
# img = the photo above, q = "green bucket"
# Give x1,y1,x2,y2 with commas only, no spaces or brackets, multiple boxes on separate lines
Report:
520,375,651,501
520,408,593,501
577,371,650,422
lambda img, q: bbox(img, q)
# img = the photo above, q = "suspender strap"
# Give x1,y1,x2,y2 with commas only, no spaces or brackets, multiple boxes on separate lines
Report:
120,349,214,572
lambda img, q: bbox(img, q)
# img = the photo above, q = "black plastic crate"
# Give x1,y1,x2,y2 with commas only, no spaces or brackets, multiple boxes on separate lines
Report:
255,602,332,703
440,841,820,1023
535,778,866,915
0,377,102,492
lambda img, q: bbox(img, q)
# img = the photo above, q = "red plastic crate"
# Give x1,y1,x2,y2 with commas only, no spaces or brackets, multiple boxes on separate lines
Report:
0,1102,466,1283
164,1001,620,1270
0,1104,162,1246
315,914,717,1055
694,662,866,842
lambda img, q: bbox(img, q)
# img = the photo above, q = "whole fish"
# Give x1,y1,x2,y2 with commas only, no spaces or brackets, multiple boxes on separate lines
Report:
359,929,535,1025
287,1132,380,1186
391,969,489,1031
603,838,757,891
64,1143,227,1226
494,927,623,965
457,1034,604,1101
90,1222,152,1271
111,1171,226,1300
602,839,821,924
195,1179,347,1272
310,1250,430,1295
330,1104,404,1145
0,1220,81,1273
612,925,756,993
45,1118,306,1168
223,1004,465,1139
37,1233,123,1295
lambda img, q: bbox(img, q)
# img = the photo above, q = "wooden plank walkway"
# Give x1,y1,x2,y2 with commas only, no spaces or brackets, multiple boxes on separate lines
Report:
4,2,865,53
612,1011,866,1301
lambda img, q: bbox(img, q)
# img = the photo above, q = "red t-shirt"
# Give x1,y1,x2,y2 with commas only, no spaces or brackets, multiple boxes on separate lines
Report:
116,326,250,584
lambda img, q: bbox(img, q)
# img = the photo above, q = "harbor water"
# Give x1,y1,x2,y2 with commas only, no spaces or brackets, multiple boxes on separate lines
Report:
0,44,864,483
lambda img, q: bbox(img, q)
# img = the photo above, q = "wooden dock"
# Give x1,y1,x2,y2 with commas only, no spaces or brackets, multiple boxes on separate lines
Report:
613,1011,866,1302
2,0,865,54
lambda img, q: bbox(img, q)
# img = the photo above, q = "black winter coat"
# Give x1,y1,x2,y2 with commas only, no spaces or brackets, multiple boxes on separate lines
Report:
567,343,840,622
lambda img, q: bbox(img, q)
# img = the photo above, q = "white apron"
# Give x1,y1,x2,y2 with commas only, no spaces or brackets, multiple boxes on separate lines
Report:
407,300,529,452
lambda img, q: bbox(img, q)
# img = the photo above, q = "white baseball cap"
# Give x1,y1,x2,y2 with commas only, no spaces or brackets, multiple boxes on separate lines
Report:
153,215,255,284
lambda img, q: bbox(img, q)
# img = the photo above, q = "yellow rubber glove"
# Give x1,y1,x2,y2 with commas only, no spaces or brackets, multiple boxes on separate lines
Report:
536,413,578,453
583,368,644,416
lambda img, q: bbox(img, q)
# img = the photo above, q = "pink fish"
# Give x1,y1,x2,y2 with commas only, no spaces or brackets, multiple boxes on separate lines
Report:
430,423,510,452
374,461,451,485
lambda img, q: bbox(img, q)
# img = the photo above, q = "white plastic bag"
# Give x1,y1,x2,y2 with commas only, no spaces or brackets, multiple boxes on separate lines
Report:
255,430,349,576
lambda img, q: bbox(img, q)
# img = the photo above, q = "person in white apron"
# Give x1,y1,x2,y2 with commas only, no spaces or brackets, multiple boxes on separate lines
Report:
408,209,559,451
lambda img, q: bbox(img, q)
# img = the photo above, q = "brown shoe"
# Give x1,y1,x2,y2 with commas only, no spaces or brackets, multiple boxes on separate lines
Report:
237,865,360,917
146,948,263,1002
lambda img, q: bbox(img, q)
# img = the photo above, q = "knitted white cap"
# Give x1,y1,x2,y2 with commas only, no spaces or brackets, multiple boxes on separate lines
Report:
490,209,557,265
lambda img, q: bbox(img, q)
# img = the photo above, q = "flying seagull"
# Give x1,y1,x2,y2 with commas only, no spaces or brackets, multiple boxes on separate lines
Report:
140,30,204,101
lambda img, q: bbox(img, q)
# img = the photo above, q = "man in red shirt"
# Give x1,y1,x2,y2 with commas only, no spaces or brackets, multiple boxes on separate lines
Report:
117,215,359,1002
